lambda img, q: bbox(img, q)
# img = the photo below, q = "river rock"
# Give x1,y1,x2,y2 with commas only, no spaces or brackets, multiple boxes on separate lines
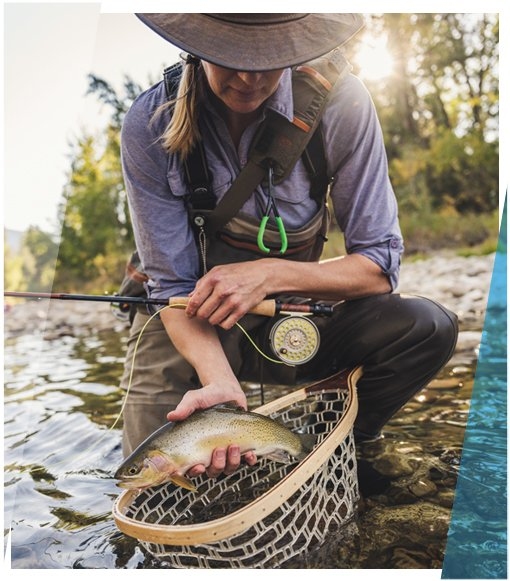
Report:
409,478,438,497
358,501,451,559
373,454,417,477
396,253,495,330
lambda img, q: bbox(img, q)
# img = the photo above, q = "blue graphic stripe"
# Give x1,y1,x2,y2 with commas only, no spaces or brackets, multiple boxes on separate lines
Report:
442,196,507,579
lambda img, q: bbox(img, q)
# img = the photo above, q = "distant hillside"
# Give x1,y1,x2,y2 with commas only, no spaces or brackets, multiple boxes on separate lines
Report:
4,228,24,254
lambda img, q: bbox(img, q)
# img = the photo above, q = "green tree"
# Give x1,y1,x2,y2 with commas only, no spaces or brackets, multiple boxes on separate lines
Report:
54,129,133,291
360,13,499,215
23,226,59,291
4,228,58,292
54,76,143,292
4,236,26,292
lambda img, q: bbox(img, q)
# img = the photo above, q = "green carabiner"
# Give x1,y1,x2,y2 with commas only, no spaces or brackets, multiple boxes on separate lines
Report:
257,168,288,255
274,215,288,254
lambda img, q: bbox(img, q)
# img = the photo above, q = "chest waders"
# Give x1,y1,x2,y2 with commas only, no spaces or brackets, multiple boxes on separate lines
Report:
120,49,460,465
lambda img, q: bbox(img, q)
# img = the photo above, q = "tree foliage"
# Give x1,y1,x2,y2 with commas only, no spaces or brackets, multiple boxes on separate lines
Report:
4,227,58,292
359,13,499,215
53,76,142,292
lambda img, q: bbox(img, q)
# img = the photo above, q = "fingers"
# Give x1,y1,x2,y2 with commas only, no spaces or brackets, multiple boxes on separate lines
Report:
166,392,200,421
185,264,266,329
186,292,244,330
205,446,239,478
223,446,241,476
185,448,229,479
167,383,248,424
187,464,206,478
166,406,193,422
243,451,258,466
186,446,258,480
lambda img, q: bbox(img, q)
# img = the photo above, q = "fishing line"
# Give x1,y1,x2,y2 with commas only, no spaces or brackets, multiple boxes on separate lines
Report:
28,303,285,475
26,305,176,475
106,302,287,426
234,321,287,366
107,304,185,431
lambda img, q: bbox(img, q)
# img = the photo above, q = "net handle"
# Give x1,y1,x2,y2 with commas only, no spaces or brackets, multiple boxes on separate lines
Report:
112,367,361,545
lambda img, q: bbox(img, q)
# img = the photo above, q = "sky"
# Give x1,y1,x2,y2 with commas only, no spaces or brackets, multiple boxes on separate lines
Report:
3,3,181,232
2,1,509,234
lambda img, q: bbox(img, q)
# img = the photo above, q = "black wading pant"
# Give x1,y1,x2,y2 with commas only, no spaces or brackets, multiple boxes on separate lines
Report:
120,293,458,456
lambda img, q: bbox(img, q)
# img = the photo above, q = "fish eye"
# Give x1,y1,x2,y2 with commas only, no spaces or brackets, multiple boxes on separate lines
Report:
127,466,140,476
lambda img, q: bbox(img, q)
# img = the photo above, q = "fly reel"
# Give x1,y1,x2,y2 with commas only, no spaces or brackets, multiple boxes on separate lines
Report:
269,315,320,365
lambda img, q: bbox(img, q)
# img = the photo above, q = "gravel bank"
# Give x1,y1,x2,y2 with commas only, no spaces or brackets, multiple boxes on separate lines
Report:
4,253,497,366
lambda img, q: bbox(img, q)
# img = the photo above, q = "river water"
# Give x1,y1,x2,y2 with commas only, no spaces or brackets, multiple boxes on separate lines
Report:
4,304,477,570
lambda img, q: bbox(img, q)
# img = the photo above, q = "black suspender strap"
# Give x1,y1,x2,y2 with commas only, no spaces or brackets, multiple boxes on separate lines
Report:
203,161,267,236
184,142,216,211
301,123,329,207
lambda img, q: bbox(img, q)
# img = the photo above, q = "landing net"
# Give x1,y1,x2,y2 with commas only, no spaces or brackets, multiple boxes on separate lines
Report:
113,367,361,568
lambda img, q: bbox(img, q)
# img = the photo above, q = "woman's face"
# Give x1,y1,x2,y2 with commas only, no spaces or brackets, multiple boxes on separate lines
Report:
201,61,284,115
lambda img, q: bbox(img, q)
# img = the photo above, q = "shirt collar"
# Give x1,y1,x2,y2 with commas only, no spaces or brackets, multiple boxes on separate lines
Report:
264,68,294,121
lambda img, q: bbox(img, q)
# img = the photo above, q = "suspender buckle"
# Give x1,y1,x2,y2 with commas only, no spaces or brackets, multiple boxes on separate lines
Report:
193,215,206,228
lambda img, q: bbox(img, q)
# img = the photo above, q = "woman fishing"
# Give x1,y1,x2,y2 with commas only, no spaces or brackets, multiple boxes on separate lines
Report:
120,13,458,485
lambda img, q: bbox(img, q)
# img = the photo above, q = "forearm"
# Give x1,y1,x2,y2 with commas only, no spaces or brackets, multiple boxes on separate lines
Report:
261,253,391,301
185,253,391,330
159,308,238,387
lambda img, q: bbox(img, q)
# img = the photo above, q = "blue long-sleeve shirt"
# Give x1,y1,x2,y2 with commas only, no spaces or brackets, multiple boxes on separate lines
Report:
121,67,403,300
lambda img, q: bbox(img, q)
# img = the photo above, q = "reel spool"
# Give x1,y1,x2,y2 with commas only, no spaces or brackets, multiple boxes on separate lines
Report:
269,315,320,365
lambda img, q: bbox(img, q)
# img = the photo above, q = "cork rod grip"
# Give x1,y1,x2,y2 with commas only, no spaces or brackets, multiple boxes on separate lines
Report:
167,297,277,317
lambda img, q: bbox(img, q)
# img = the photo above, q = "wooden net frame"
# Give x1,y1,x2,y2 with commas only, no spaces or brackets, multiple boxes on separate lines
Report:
112,367,361,568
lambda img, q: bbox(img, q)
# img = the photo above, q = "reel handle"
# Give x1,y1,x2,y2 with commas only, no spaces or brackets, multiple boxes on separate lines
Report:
168,297,277,317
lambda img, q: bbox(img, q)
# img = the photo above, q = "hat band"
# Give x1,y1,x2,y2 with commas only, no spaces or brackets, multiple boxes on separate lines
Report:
205,13,309,25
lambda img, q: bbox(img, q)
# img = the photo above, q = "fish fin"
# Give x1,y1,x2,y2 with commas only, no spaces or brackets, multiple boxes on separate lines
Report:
290,432,318,461
211,401,245,411
170,474,197,492
266,450,292,463
299,432,317,455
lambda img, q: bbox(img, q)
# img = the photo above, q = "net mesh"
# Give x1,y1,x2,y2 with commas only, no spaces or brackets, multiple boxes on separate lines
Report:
116,375,359,568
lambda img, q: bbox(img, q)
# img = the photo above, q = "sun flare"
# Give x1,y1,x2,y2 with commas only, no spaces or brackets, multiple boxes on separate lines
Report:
356,34,395,81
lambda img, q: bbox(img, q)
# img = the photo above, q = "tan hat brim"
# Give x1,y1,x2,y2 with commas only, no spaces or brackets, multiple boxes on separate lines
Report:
136,13,364,71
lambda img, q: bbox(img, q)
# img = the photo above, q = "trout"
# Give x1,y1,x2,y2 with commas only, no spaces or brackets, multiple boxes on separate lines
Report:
114,405,315,492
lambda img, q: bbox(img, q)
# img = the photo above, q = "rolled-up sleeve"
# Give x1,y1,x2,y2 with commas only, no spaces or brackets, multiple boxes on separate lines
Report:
323,74,404,290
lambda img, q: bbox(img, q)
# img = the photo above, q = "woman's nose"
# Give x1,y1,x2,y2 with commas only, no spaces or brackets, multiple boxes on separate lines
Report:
236,71,263,86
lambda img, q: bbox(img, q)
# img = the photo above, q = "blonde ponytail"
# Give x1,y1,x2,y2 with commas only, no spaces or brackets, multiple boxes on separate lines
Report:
154,59,204,159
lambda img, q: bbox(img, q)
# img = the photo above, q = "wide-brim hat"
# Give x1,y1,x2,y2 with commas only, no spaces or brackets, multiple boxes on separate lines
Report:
136,13,364,72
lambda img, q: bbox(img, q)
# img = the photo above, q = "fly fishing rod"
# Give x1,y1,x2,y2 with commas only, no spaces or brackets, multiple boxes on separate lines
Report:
3,291,334,318
5,291,334,365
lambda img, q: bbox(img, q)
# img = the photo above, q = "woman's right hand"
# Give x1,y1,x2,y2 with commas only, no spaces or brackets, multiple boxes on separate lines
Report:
166,382,258,478
166,380,247,422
